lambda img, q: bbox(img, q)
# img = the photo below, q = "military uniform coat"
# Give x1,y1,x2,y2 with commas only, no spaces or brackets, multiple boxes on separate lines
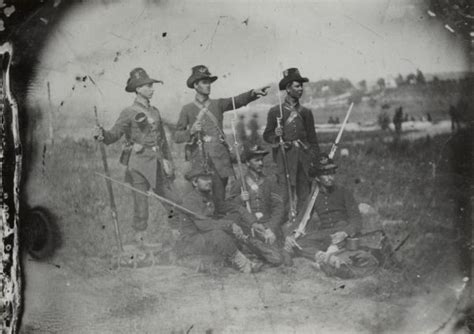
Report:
176,189,238,258
228,172,286,233
262,97,320,185
175,90,258,178
103,96,172,187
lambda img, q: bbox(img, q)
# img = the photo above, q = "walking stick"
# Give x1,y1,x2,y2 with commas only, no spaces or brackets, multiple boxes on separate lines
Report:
94,106,123,252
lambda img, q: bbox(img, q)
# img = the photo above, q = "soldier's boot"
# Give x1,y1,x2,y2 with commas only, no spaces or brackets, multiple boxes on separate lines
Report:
231,250,263,274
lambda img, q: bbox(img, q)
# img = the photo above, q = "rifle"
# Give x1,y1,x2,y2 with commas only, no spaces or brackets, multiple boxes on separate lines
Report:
96,173,273,250
94,107,123,252
290,102,354,241
95,172,208,220
230,97,252,214
184,107,208,166
276,87,297,222
329,102,354,159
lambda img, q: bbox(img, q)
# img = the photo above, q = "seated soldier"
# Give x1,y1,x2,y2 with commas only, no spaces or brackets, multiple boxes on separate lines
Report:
228,145,285,245
283,154,377,277
175,165,262,273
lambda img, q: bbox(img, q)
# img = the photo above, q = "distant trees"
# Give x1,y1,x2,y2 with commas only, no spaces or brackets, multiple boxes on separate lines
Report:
416,69,426,84
358,80,367,92
377,78,386,90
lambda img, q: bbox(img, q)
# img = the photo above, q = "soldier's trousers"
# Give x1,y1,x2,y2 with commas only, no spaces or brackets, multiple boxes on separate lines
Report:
278,161,311,214
176,230,238,259
126,169,178,232
211,173,228,215
293,229,335,260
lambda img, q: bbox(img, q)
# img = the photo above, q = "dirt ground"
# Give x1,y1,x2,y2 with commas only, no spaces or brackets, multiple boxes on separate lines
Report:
20,251,469,334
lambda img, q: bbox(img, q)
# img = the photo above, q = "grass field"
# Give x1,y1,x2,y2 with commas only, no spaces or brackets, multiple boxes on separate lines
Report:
21,120,472,332
24,126,466,279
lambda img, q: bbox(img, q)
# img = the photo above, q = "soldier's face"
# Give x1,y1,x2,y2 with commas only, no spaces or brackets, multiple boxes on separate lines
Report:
194,175,213,192
136,83,154,100
316,173,336,188
247,156,264,174
194,79,212,95
286,81,304,99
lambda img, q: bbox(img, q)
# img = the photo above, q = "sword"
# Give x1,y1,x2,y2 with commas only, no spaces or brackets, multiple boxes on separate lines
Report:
94,107,123,252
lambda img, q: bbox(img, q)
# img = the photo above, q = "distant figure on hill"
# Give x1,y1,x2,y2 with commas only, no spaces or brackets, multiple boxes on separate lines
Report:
328,116,335,124
378,109,390,131
426,112,432,122
247,113,261,146
335,117,340,124
449,105,460,132
393,106,403,135
235,114,247,144
403,113,409,122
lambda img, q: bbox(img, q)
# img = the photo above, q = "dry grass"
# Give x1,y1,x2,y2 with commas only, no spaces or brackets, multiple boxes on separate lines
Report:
23,130,466,290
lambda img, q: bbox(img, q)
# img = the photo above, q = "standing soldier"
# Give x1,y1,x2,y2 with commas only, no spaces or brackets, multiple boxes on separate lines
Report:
393,106,403,136
235,114,248,146
247,112,261,146
263,68,320,215
175,65,269,213
94,68,175,249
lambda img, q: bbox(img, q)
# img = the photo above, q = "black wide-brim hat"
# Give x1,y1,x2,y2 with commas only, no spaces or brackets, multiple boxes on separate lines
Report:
309,153,338,177
242,145,269,163
185,164,214,181
125,67,163,93
186,65,218,89
279,67,309,90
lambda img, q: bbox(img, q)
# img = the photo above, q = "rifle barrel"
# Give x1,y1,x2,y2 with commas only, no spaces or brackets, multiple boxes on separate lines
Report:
94,107,123,252
95,172,207,220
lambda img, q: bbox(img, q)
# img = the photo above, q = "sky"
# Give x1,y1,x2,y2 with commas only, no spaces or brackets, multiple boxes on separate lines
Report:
28,0,470,124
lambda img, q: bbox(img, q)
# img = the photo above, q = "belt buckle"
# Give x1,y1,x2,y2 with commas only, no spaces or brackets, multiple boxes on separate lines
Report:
152,146,158,152
255,212,264,220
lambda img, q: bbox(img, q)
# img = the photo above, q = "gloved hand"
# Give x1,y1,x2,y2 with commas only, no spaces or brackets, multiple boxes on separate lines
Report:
284,235,301,252
263,228,276,244
232,223,245,239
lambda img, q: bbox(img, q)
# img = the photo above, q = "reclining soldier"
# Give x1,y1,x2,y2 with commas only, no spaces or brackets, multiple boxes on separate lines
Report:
175,165,263,273
283,154,363,267
227,145,285,245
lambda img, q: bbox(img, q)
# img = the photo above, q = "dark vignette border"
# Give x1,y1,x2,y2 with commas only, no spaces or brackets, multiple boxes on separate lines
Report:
0,0,472,332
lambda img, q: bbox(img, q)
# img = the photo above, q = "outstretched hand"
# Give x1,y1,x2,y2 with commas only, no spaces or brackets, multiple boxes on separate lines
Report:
253,85,270,98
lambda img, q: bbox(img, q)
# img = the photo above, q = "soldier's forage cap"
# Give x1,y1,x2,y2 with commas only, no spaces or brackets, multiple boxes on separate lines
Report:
186,65,218,89
125,68,163,93
184,164,214,181
279,67,309,91
309,153,338,177
242,145,269,162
